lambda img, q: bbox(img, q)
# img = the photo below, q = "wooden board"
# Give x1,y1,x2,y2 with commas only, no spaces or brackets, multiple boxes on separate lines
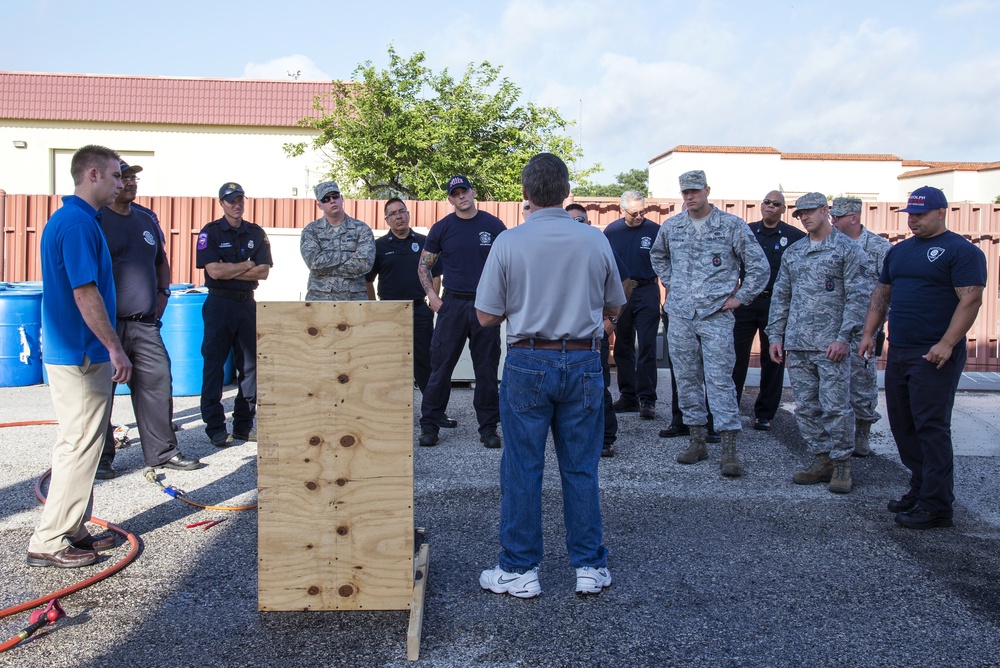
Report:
257,301,414,611
407,543,430,661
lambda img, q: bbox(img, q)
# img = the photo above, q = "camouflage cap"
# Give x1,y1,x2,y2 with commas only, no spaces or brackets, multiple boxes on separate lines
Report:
792,192,828,218
678,170,707,190
314,181,341,200
830,197,862,217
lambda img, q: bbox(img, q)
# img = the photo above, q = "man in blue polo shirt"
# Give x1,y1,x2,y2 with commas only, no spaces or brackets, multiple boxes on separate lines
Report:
417,176,506,448
27,145,133,568
861,186,987,529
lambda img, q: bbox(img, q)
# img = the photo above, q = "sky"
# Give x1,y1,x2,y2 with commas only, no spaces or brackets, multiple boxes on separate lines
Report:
5,0,999,182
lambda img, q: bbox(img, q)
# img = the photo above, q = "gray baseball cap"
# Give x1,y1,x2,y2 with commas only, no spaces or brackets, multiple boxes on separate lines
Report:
679,170,707,190
830,197,862,217
314,181,341,200
792,192,828,218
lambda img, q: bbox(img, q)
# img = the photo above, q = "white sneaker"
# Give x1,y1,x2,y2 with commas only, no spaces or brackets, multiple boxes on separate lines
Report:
575,566,612,594
479,566,541,598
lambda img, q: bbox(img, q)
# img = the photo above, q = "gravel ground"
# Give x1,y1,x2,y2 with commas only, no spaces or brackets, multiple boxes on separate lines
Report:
1,373,1000,667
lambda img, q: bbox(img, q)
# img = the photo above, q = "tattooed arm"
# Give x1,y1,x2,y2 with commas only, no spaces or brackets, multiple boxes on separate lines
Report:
921,284,985,368
418,250,443,312
859,282,891,360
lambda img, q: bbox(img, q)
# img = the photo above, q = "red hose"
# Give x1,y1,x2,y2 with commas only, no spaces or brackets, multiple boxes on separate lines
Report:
0,467,142,648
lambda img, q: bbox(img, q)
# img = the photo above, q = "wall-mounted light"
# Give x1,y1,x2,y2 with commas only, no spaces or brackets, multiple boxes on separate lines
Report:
13,140,27,149
292,187,298,197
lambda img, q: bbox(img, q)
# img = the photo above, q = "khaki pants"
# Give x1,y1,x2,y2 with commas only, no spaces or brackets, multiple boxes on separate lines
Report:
29,358,113,554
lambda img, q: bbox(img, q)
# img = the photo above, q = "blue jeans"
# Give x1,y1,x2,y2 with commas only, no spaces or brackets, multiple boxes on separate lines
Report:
498,348,608,572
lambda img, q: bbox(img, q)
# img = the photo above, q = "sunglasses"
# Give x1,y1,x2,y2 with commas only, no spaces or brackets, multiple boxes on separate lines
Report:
762,199,784,207
320,193,341,203
571,215,587,223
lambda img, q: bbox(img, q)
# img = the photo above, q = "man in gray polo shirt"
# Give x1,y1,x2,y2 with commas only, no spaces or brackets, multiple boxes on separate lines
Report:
475,153,625,599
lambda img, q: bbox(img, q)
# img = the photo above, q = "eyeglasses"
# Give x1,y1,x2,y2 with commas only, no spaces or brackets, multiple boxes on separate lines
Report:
320,193,341,203
761,199,783,206
623,209,644,217
122,176,140,183
386,208,408,219
571,215,587,223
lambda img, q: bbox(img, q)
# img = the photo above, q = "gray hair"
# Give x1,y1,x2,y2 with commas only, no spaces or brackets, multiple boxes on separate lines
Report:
620,190,644,209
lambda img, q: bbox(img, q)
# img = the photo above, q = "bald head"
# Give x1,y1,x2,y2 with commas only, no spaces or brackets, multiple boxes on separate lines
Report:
761,190,785,227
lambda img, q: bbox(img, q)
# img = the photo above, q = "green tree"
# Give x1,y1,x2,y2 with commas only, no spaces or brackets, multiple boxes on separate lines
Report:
574,168,648,198
286,47,594,201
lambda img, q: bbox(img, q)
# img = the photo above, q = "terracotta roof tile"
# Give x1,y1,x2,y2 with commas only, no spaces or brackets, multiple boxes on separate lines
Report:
0,71,335,127
897,161,994,178
780,152,902,161
648,145,780,162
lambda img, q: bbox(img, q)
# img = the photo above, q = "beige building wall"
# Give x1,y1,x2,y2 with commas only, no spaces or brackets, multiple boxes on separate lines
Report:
0,120,329,198
648,152,782,200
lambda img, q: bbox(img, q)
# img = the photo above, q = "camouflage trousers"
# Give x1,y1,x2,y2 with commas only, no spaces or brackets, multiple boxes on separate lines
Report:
666,310,740,432
786,350,855,460
849,341,881,423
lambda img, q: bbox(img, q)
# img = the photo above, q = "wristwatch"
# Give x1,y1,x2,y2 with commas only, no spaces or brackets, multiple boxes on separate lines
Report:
606,316,618,325
158,287,171,297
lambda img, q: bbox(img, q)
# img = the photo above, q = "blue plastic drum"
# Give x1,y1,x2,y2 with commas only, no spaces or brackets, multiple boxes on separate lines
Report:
0,289,43,387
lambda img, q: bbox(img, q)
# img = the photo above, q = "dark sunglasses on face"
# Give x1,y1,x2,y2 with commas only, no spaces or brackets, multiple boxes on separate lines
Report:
320,193,341,203
762,199,784,207
572,215,587,223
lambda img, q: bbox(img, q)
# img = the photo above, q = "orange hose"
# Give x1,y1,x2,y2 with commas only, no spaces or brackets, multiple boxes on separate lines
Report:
0,420,58,428
0,469,141,624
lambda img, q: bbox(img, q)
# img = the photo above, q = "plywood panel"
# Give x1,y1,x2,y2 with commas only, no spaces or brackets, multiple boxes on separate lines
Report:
257,301,414,611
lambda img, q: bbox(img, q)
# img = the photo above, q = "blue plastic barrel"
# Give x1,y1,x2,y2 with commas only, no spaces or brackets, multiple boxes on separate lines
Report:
0,289,43,387
9,281,44,290
159,288,235,396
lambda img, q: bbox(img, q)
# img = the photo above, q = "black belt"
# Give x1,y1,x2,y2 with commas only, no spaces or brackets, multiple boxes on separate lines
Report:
121,314,156,324
209,287,253,302
510,338,599,351
447,291,476,301
757,290,772,299
633,278,657,287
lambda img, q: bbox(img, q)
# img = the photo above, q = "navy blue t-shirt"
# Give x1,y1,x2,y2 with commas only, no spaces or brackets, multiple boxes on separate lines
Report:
424,210,506,293
880,230,987,348
100,205,165,317
612,249,631,282
603,217,660,281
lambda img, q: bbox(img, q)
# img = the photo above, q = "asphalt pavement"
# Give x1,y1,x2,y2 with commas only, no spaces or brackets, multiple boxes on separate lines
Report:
1,370,1000,667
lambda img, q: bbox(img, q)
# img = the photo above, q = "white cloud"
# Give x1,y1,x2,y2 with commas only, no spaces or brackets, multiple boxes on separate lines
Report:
242,54,331,81
937,0,994,18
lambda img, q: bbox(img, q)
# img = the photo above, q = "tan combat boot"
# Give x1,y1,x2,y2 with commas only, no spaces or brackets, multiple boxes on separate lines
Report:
676,425,709,464
828,457,853,494
719,430,744,477
792,452,834,485
854,420,872,457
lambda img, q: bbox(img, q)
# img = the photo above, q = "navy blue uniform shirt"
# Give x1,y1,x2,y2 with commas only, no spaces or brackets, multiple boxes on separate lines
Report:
424,210,506,294
366,229,441,301
603,217,660,281
195,217,273,292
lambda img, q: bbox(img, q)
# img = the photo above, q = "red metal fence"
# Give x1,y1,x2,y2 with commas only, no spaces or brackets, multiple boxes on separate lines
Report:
3,191,998,370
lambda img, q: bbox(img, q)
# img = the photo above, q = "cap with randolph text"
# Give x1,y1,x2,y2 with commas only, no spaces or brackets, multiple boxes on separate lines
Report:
219,182,245,202
899,186,948,214
446,175,473,195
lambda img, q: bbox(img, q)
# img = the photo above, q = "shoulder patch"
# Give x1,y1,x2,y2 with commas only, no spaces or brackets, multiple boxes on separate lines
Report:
197,232,209,250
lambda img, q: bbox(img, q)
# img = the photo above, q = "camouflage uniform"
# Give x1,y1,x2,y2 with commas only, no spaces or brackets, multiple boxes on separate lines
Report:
766,228,869,459
650,206,769,431
300,215,376,301
848,227,893,423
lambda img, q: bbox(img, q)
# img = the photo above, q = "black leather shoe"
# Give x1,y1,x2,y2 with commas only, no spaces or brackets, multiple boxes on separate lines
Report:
210,432,234,447
27,546,98,568
601,445,616,458
706,430,722,444
887,495,918,513
418,430,439,447
639,404,656,420
95,463,117,480
659,424,689,438
440,416,458,429
612,398,640,413
480,430,502,449
894,508,954,530
72,533,116,552
157,452,202,471
753,418,771,431
233,429,257,442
